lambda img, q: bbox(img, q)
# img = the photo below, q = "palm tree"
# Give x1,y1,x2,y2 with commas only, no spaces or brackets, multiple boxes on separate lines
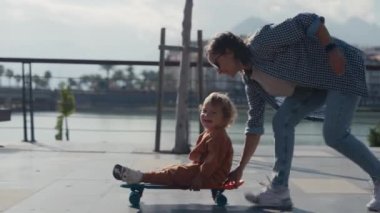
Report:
33,74,42,89
68,78,77,89
99,64,114,90
44,70,52,89
79,75,91,91
5,69,14,87
89,74,107,91
14,74,22,88
140,70,158,91
112,69,125,89
126,65,137,90
0,65,4,87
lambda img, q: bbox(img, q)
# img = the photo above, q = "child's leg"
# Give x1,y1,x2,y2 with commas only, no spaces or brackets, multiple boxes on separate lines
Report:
113,164,143,183
142,163,199,187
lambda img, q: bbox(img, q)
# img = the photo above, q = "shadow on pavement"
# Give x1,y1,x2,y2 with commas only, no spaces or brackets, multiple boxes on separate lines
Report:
246,160,367,181
137,204,314,213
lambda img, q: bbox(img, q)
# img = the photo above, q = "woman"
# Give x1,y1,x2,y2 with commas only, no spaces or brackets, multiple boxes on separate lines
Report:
205,13,380,211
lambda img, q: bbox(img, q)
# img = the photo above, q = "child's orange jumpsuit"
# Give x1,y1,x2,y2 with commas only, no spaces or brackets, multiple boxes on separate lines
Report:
142,128,233,188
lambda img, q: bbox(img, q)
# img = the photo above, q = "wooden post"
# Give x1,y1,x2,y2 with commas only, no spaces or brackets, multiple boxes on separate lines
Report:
21,63,28,142
197,30,204,134
28,63,36,142
155,28,165,152
173,0,192,154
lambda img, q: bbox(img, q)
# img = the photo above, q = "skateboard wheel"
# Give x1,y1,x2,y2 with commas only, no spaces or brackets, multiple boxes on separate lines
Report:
211,189,218,200
215,193,227,206
129,191,141,207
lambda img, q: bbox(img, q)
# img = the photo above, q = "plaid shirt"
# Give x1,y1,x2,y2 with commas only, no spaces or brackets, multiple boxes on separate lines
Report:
243,13,368,135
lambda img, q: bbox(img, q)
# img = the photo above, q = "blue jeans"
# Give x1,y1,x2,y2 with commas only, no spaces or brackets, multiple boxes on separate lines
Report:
271,87,380,187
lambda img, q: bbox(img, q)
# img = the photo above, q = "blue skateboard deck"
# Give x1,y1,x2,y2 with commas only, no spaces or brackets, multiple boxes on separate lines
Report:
121,180,244,207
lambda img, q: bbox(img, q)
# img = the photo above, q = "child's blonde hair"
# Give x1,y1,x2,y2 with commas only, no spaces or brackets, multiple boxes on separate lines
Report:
201,92,237,128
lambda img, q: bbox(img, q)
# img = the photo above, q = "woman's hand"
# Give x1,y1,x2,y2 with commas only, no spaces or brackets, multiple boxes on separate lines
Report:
328,48,346,76
227,165,244,182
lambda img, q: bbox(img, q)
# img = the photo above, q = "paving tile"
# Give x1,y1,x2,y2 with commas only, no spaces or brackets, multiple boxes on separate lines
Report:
294,150,334,157
0,189,34,211
2,140,379,213
252,157,267,162
291,178,368,194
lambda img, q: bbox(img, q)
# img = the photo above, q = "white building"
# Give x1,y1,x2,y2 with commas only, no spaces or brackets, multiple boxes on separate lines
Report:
164,43,243,94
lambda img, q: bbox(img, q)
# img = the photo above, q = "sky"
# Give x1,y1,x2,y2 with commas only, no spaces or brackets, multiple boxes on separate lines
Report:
0,0,379,79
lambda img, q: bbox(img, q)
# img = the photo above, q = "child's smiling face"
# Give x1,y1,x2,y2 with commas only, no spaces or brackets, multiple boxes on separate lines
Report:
200,103,226,130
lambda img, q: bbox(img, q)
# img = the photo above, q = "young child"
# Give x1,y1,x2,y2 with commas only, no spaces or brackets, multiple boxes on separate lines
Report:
113,92,237,189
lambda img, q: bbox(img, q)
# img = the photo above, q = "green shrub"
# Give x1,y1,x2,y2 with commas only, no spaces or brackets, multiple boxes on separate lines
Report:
368,123,380,147
55,86,76,141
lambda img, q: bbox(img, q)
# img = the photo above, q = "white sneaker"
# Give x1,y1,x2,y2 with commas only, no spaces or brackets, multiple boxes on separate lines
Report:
113,164,143,184
367,180,380,212
245,184,293,211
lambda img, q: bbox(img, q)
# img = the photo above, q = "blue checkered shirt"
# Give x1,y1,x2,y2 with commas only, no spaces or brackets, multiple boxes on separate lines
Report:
243,13,368,135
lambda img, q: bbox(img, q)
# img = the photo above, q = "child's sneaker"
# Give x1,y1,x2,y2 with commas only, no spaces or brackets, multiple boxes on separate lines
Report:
367,180,380,212
245,184,293,211
112,164,143,184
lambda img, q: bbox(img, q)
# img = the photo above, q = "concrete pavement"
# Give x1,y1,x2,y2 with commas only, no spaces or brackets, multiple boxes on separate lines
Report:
1,138,380,213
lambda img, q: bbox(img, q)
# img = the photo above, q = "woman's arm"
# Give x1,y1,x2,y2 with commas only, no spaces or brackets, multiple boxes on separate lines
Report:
239,134,261,170
316,22,346,75
228,134,261,181
228,80,265,181
251,13,321,49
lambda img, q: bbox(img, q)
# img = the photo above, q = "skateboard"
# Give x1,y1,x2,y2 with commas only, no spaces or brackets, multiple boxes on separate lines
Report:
120,179,244,207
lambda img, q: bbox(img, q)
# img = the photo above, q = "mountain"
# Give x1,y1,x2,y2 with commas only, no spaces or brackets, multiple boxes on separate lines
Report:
231,16,380,47
230,17,267,36
328,18,380,47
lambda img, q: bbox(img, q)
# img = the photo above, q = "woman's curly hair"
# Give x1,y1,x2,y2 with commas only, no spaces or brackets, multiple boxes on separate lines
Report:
205,31,251,66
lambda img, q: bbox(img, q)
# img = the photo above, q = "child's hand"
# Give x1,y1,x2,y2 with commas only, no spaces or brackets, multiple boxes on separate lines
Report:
190,175,203,190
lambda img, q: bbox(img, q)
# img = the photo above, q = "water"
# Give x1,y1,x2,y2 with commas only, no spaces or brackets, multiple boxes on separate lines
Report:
0,109,379,149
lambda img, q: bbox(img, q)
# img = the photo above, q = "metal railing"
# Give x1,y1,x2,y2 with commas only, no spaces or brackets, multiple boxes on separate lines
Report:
0,56,211,144
0,58,379,146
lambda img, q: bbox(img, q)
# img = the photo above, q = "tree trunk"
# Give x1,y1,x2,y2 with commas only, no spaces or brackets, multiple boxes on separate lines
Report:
65,116,69,141
172,0,192,154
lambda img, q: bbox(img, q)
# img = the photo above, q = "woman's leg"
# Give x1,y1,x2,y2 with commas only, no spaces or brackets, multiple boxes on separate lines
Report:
245,87,327,208
323,90,380,181
271,87,327,187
